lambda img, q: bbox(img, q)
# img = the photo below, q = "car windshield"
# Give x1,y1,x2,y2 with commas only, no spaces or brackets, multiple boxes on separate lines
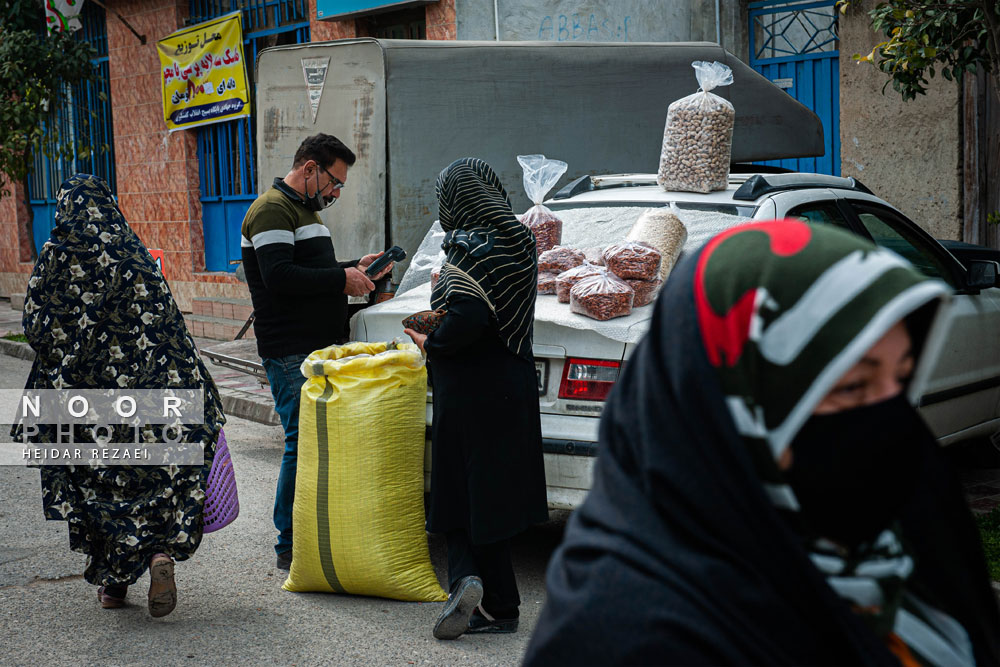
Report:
548,202,756,256
396,202,754,296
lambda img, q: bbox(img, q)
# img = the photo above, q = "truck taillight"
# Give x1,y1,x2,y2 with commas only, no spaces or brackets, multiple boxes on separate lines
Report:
557,358,620,401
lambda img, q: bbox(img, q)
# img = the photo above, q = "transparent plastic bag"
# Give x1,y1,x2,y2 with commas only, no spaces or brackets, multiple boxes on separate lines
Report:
538,246,585,275
626,207,688,280
582,246,606,266
396,222,446,296
626,278,662,308
517,154,568,253
569,271,635,321
537,272,557,295
555,263,605,303
603,241,662,281
656,61,735,193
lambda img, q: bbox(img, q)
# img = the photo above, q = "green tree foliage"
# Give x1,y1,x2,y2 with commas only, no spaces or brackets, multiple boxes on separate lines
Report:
839,1,1000,102
0,0,100,198
975,506,1000,581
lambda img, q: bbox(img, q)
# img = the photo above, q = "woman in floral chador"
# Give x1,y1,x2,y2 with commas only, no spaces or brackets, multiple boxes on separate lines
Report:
17,174,225,617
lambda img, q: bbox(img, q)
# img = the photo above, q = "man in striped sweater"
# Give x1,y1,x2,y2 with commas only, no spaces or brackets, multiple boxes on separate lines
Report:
240,133,393,570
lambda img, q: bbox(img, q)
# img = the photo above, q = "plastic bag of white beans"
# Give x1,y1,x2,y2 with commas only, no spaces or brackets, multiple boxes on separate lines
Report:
656,61,735,194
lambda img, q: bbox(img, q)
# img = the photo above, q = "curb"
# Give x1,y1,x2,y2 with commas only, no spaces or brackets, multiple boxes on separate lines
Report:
0,338,280,426
218,390,281,426
0,339,35,362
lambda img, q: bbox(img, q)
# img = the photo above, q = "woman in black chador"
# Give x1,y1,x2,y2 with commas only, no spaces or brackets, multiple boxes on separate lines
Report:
405,158,548,640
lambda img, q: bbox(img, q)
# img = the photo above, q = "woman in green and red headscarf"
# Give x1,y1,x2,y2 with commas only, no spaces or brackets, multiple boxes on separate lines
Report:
17,174,225,617
524,220,1000,665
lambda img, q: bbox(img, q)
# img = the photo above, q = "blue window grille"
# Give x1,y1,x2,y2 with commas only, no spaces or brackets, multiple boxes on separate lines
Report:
27,2,116,254
749,0,840,175
189,0,310,271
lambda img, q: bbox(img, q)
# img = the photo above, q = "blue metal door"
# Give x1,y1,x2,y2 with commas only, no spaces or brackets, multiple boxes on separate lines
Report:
190,0,309,272
749,0,840,175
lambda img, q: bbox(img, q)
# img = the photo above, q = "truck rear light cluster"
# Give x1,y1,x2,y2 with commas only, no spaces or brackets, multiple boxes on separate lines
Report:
557,358,621,402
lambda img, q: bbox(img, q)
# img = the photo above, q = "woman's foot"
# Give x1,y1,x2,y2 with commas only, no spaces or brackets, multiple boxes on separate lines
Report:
97,585,128,609
147,553,177,618
433,576,483,640
467,606,519,634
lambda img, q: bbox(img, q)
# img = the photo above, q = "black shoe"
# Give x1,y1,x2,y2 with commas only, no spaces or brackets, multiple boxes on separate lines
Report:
276,550,292,571
433,576,483,640
467,607,519,634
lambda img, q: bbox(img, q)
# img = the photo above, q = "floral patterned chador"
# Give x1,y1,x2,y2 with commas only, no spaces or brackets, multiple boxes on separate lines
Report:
17,174,226,587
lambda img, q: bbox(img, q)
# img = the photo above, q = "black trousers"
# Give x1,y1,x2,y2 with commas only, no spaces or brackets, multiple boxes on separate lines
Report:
446,530,520,619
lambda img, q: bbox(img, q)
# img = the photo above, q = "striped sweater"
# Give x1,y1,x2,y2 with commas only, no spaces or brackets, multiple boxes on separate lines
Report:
240,180,358,359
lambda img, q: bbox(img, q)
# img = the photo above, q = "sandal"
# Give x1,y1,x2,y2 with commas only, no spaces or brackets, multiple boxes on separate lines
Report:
97,585,128,609
147,553,177,618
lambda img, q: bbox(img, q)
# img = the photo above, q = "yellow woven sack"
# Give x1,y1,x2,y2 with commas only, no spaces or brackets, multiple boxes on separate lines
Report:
283,341,446,602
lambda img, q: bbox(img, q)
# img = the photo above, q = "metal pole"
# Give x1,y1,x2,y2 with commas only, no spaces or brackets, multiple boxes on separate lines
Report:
88,0,147,45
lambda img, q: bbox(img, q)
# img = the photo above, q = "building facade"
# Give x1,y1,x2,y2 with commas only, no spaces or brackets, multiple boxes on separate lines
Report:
0,0,744,320
8,0,982,334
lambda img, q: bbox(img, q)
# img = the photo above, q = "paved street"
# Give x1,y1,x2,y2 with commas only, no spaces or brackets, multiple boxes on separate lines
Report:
2,299,999,666
0,352,567,666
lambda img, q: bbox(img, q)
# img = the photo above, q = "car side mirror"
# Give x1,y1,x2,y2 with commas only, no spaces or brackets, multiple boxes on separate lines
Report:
965,260,1000,290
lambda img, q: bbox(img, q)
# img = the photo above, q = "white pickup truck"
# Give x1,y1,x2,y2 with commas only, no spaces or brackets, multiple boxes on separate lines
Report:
352,171,1000,510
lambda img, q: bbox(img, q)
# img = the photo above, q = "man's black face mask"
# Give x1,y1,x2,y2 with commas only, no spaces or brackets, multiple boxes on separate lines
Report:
304,169,337,211
275,170,337,212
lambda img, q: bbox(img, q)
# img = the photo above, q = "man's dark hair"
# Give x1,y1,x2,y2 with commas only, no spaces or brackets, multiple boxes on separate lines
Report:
293,133,357,169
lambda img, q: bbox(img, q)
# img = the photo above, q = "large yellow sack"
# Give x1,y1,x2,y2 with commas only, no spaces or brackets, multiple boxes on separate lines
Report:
283,341,446,602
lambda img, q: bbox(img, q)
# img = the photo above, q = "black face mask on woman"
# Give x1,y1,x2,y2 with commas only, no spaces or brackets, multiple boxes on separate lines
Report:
785,394,930,549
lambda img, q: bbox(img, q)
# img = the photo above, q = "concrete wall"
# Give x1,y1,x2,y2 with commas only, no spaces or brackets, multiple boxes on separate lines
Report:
839,0,962,240
456,0,747,60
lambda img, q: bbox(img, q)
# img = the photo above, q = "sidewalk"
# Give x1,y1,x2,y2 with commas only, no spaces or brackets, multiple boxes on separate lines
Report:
198,352,281,427
0,297,998,515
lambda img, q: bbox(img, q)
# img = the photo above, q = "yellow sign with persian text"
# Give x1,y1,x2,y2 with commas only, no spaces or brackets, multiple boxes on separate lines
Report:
157,12,250,132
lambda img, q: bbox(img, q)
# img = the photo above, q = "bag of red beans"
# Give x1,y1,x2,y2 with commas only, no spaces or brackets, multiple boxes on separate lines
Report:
570,272,635,321
518,154,568,254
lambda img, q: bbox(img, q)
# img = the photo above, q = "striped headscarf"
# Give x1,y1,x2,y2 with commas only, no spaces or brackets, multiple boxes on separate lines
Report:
430,158,537,360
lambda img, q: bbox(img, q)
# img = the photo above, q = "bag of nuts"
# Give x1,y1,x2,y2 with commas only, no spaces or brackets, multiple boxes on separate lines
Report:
603,241,662,281
538,246,586,275
582,246,606,266
537,272,558,295
517,154,568,254
626,278,662,308
555,263,605,303
656,61,735,194
626,208,688,280
570,272,635,321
